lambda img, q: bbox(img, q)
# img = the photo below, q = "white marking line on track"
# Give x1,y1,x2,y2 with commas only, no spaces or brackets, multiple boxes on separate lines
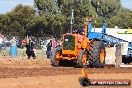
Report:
120,64,132,67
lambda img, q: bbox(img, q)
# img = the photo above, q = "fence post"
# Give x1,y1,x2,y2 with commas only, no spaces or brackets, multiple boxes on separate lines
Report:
115,44,122,68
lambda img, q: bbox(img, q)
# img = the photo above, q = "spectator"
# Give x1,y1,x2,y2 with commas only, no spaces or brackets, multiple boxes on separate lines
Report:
10,37,17,46
9,36,17,58
46,38,58,59
25,37,36,59
52,38,57,49
21,38,27,48
0,34,3,52
46,40,52,58
16,38,21,48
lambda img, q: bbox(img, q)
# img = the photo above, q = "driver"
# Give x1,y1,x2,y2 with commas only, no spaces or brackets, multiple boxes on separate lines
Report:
74,27,85,42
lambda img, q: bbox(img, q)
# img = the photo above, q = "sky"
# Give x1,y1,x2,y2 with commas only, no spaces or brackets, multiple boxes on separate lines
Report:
0,0,132,14
0,0,34,14
121,0,132,9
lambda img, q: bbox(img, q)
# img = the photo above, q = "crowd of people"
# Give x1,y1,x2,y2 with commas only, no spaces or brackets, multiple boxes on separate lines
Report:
0,33,60,59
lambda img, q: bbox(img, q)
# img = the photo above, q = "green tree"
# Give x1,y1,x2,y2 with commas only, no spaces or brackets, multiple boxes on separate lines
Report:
53,13,67,38
34,0,68,38
91,0,121,18
1,0,131,40
57,0,96,30
34,0,97,31
28,13,54,37
7,4,35,37
34,0,58,15
73,0,96,29
0,14,11,37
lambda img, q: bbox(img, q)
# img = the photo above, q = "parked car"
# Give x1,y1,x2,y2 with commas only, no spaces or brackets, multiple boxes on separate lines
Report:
3,40,11,47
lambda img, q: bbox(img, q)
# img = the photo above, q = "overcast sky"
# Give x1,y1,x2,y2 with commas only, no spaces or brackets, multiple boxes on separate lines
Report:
0,0,132,14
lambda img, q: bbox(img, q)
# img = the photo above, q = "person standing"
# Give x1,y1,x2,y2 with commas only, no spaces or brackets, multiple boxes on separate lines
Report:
9,36,17,58
46,40,52,58
0,34,3,52
25,37,36,59
52,38,57,49
10,37,17,46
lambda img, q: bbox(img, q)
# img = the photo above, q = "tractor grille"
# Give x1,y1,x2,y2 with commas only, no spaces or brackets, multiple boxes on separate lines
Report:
63,35,75,50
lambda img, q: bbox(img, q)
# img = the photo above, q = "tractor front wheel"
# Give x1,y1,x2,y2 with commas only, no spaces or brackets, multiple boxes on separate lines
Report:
78,50,87,67
51,48,61,67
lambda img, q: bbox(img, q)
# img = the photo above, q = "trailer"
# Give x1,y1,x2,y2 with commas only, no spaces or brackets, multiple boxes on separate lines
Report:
87,20,132,66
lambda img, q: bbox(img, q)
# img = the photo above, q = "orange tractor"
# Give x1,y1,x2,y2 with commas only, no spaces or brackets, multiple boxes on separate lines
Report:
51,17,106,68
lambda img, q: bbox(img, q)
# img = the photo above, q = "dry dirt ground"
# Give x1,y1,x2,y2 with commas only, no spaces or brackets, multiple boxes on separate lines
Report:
0,47,131,88
0,56,132,88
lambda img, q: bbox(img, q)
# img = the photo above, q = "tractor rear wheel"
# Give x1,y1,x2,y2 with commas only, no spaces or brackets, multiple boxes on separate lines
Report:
78,50,87,67
51,47,61,67
88,41,105,68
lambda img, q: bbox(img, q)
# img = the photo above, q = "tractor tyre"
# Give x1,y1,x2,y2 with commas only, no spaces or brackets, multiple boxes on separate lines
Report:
122,56,131,64
51,47,61,67
78,50,87,67
88,41,106,68
79,77,91,86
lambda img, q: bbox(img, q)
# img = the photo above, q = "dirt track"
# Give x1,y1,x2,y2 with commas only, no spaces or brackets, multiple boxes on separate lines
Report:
0,58,132,88
0,66,132,79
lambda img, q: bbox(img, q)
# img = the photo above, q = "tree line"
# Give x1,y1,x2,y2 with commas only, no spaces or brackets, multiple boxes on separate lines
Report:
0,0,132,39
